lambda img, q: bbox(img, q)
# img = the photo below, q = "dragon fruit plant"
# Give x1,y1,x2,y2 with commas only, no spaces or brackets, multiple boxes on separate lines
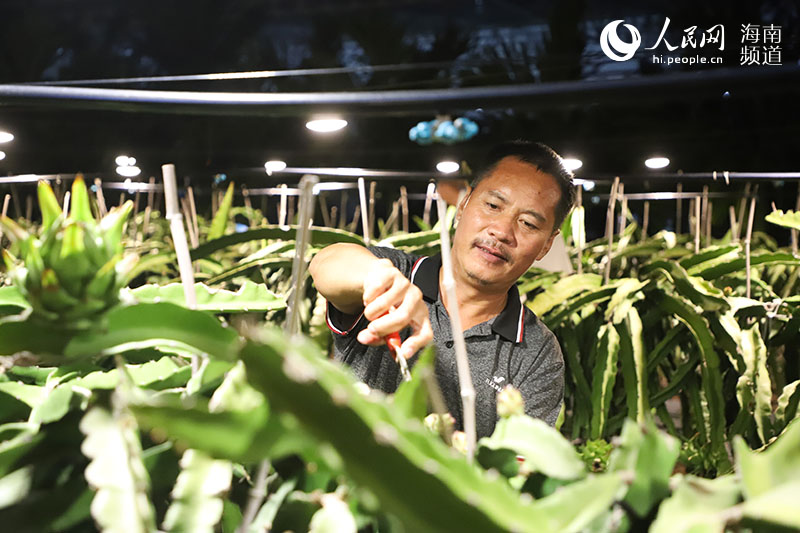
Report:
1,176,136,329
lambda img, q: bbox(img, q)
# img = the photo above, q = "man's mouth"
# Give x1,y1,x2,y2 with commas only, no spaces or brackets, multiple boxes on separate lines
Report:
474,243,508,262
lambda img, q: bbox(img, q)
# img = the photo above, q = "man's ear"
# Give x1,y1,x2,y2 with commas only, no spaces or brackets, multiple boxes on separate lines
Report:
455,187,472,223
536,229,560,261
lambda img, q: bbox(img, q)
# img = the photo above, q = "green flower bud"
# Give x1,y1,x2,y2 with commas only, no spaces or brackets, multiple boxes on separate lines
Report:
497,384,524,418
450,431,468,455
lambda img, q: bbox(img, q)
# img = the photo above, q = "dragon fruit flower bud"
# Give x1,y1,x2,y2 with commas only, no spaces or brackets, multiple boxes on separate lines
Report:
497,384,524,418
450,431,468,454
424,412,455,434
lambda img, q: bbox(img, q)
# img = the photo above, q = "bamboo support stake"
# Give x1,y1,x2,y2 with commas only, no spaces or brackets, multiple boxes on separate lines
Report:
357,177,370,244
180,197,199,248
211,185,219,217
242,186,252,211
9,184,21,218
736,183,751,242
240,175,319,533
400,186,409,233
729,206,738,243
161,164,198,372
745,192,757,299
676,183,683,234
700,186,709,246
319,192,332,228
349,205,361,234
134,190,141,215
118,193,125,208
94,178,108,218
25,194,32,222
368,181,377,239
387,200,400,234
576,186,584,275
706,200,713,244
278,184,288,228
792,185,800,256
339,192,348,230
330,206,338,229
618,183,626,236
187,186,200,238
287,196,296,227
423,182,436,226
694,196,701,254
1,194,10,218
642,201,650,239
436,194,476,462
604,177,620,285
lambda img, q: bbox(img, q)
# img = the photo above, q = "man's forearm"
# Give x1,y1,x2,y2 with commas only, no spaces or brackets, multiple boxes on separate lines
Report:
309,243,381,314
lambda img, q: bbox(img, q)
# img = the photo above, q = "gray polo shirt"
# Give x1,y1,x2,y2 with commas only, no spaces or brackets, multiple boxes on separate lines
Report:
326,246,564,438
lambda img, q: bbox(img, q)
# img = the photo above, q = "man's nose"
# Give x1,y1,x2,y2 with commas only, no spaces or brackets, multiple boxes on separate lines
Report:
487,216,515,244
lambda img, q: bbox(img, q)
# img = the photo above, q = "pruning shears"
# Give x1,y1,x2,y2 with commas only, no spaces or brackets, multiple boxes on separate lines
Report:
383,309,412,382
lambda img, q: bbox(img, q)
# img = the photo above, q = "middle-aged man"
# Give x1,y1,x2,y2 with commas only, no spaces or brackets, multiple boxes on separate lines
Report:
309,141,576,437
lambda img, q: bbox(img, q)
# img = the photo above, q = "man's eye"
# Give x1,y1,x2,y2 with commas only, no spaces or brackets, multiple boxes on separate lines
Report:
486,202,499,210
522,220,537,230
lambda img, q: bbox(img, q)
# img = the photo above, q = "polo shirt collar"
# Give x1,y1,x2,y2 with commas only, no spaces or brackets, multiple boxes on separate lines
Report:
409,253,526,343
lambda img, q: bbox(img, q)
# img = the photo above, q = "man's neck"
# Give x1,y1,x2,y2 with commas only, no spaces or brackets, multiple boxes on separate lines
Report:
438,266,509,332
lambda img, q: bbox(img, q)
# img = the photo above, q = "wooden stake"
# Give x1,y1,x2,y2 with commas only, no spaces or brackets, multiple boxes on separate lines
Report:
618,183,626,236
278,184,288,228
287,195,295,226
118,192,125,208
339,192,348,229
423,182,435,227
25,194,33,222
736,182,751,242
357,178,370,244
1,194,9,218
400,186,409,233
349,205,361,234
330,205,338,229
706,199,713,243
642,201,650,239
181,197,199,248
319,192,332,228
694,195,701,254
187,186,200,239
792,185,800,256
729,205,738,243
94,178,108,217
745,191,758,299
576,186,583,275
700,186,709,246
9,184,21,218
436,195,476,462
676,183,683,234
368,181,376,240
242,186,252,211
604,177,620,285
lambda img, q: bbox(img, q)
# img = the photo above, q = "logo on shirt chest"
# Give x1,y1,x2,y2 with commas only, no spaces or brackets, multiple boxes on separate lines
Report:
485,375,506,393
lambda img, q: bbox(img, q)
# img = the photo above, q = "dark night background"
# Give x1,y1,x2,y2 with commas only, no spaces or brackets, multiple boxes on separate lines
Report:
0,0,799,238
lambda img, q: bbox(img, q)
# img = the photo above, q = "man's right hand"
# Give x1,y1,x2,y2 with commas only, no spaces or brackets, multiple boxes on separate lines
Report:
355,259,433,360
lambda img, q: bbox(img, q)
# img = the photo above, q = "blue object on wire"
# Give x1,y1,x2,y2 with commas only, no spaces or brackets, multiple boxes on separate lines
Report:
214,173,228,185
409,116,479,145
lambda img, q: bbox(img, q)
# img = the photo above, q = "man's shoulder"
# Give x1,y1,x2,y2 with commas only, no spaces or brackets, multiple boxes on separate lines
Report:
520,306,561,355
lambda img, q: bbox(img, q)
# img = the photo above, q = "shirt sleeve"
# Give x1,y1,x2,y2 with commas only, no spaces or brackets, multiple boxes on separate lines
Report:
515,328,565,427
324,246,418,336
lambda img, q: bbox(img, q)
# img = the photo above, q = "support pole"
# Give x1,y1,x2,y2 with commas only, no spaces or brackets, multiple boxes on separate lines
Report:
436,194,476,462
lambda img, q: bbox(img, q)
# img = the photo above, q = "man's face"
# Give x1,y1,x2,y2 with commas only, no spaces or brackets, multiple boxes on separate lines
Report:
451,156,561,291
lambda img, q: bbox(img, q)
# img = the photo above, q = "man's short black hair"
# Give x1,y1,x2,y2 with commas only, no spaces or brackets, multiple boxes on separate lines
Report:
471,140,577,233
